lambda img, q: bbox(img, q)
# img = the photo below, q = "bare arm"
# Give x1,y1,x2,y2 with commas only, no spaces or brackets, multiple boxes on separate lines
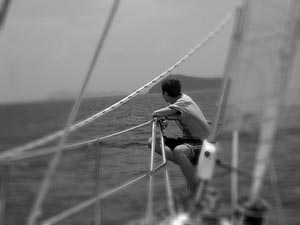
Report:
152,107,181,118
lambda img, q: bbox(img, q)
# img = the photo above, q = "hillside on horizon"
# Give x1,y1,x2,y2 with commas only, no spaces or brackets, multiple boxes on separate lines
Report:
46,90,129,101
148,74,222,93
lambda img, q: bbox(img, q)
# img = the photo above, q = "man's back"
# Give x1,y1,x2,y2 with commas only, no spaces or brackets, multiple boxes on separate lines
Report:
168,93,210,140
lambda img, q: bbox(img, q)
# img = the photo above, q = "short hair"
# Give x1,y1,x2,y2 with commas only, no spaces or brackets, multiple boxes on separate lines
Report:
161,78,181,98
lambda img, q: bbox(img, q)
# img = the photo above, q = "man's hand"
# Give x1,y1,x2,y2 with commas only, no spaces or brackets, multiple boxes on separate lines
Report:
152,110,161,118
159,118,168,130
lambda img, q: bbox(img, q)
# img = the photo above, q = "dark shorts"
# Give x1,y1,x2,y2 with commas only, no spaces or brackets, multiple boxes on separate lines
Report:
164,136,202,165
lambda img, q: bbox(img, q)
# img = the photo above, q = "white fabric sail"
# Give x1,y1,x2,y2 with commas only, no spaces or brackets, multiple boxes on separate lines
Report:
219,0,300,202
224,0,300,132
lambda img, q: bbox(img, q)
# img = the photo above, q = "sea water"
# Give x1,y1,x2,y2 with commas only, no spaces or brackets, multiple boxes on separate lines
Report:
0,90,299,225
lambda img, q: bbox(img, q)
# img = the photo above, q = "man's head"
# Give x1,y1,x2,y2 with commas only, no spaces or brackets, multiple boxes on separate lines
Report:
161,78,181,103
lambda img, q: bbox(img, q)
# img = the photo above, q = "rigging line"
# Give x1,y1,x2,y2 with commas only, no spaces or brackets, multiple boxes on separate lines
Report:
41,162,166,225
2,120,153,162
269,158,286,225
26,1,121,225
216,159,252,180
216,159,274,187
0,8,235,159
208,0,246,143
0,0,11,29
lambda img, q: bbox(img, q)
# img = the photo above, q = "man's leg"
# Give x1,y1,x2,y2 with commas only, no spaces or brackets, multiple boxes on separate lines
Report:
148,138,198,192
173,145,198,193
147,137,176,161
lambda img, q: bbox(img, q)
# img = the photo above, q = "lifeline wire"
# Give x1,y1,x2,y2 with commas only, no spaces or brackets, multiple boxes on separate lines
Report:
26,1,121,224
41,162,166,225
3,120,153,162
40,120,168,225
0,9,234,160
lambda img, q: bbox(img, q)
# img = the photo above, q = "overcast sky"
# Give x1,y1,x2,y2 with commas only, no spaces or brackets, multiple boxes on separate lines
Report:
0,0,236,103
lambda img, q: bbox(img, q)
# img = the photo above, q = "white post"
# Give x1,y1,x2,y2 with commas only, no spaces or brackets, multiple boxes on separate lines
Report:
0,163,10,225
146,119,157,224
158,123,175,216
231,130,239,224
94,142,101,225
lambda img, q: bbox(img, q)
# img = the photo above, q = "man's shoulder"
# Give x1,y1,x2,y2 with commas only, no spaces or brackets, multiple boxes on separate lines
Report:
178,93,193,102
171,94,193,109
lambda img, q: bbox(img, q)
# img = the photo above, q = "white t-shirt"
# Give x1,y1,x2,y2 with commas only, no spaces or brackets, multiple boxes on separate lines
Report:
168,93,210,140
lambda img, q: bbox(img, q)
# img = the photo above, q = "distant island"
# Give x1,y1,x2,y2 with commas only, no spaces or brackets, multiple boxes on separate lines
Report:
47,90,129,101
148,74,222,93
47,75,222,101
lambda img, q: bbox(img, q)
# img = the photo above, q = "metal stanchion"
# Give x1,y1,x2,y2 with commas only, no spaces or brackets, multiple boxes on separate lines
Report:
158,121,175,216
94,142,101,225
232,130,239,225
146,119,157,224
0,162,10,225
